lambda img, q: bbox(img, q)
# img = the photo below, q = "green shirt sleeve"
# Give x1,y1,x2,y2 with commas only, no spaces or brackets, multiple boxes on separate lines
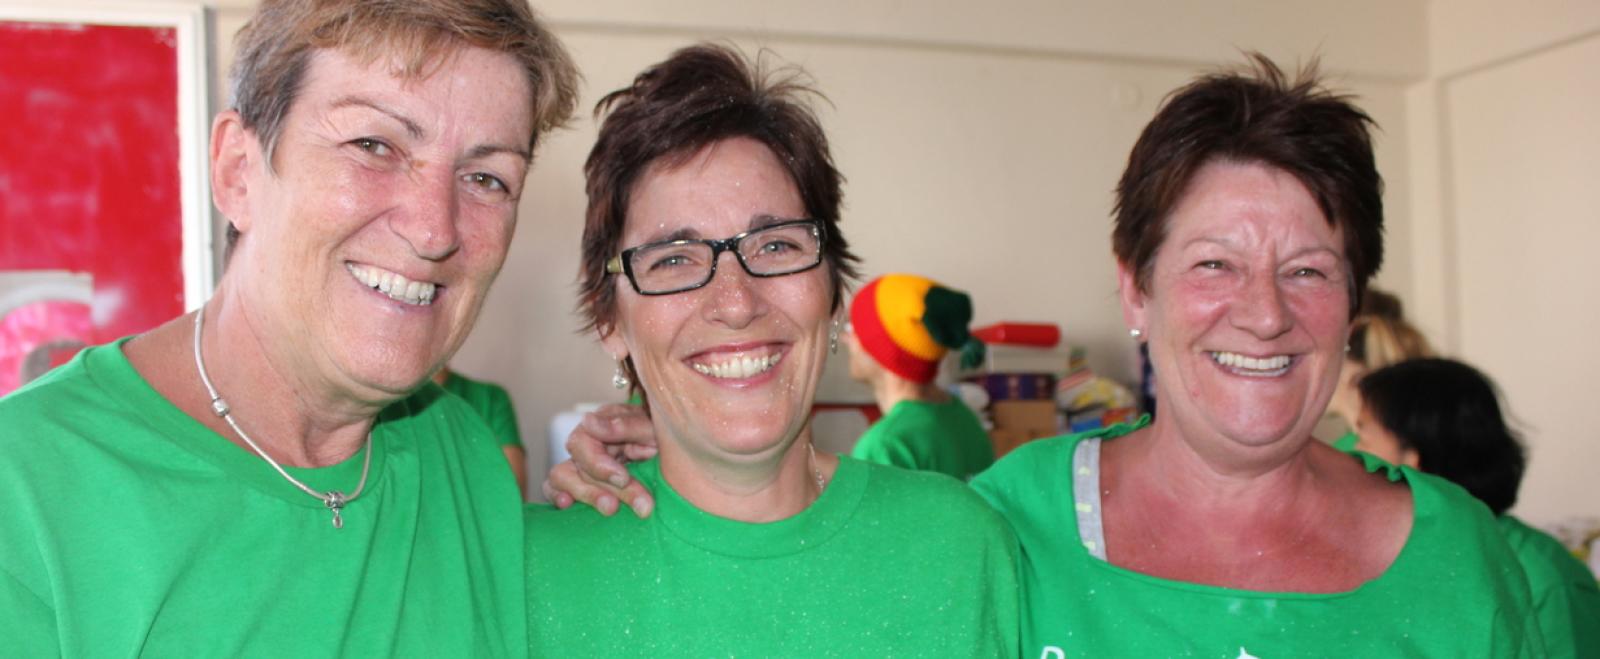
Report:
481,384,522,448
442,373,523,448
1500,515,1600,658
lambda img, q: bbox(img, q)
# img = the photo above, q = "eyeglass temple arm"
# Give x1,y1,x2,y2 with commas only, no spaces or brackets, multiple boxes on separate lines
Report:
605,256,623,274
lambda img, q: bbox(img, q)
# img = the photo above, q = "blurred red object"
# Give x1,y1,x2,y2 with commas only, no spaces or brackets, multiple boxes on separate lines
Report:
971,322,1060,348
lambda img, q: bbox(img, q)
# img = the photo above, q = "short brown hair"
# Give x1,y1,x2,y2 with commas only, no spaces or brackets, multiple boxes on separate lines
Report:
577,43,860,337
1112,53,1384,315
224,0,580,255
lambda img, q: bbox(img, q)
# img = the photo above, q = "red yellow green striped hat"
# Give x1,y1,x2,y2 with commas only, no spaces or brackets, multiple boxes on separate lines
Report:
849,274,985,383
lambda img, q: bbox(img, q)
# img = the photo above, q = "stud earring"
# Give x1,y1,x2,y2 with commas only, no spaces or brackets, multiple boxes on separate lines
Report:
611,359,630,390
1129,328,1143,340
829,320,840,354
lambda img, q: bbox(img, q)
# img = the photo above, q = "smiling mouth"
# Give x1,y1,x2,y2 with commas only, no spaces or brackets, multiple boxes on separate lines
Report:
346,262,437,306
1210,351,1292,377
689,347,785,380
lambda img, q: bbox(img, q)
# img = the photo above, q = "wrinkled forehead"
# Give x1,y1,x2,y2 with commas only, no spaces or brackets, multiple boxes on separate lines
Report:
291,45,534,140
1162,160,1344,255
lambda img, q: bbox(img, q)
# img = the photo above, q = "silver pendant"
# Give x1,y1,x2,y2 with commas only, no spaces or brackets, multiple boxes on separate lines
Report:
326,491,347,529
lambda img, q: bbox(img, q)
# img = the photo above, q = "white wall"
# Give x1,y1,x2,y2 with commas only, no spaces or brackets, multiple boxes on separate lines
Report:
1404,1,1600,525
207,1,1430,501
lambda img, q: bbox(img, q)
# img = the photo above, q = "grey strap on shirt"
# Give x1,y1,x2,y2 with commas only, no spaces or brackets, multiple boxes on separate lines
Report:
1072,437,1108,561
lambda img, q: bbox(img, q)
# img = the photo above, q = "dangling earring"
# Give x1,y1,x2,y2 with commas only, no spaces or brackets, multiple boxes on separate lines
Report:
829,320,840,354
1129,328,1143,340
611,359,630,390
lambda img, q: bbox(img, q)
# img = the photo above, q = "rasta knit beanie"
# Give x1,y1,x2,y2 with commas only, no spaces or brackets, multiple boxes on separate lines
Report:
849,273,986,383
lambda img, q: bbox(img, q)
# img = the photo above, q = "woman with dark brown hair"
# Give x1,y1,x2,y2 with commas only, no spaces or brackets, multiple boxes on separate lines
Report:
970,55,1542,656
524,44,1018,656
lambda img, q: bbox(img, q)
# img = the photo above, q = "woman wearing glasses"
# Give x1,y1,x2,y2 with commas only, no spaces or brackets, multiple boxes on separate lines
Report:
523,44,1019,656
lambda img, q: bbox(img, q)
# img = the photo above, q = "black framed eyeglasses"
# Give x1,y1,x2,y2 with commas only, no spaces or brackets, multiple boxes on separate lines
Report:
605,218,827,295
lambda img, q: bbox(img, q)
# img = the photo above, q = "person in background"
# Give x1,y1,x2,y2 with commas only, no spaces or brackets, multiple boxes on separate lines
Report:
524,43,1018,656
435,366,526,493
1357,357,1600,657
0,1,577,654
1326,287,1433,450
843,273,995,480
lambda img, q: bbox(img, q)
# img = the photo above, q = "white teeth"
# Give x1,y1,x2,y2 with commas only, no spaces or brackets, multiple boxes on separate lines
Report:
1210,351,1291,375
691,352,782,379
346,263,437,306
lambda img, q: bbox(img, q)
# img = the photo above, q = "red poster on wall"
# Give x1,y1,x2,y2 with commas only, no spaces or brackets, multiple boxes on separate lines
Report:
0,10,210,396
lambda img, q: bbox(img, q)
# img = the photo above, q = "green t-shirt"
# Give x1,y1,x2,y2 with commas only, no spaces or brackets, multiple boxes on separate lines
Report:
1498,515,1600,658
0,340,526,657
441,370,523,448
850,398,996,481
971,421,1547,657
1333,429,1360,452
525,455,1020,656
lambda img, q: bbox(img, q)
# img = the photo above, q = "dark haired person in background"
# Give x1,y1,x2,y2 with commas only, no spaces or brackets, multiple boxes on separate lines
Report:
1359,358,1600,657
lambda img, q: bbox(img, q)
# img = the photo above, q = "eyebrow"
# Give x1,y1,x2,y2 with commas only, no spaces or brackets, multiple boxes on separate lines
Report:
1182,237,1342,260
330,96,423,139
637,214,801,245
467,143,532,164
330,96,531,163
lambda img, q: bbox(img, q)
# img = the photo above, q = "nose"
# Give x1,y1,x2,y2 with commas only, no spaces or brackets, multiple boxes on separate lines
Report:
1230,272,1293,339
391,166,461,261
701,251,764,329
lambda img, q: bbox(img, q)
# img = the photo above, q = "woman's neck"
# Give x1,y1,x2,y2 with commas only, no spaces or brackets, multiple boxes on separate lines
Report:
872,374,948,415
656,430,836,523
125,283,385,467
1100,419,1413,591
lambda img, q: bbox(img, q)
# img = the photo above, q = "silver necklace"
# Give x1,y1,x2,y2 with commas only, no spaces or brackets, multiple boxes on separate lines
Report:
806,440,826,493
191,309,373,528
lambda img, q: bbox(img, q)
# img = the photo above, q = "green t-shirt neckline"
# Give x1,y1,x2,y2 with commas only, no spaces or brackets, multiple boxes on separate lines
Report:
1057,417,1438,601
634,452,870,559
85,337,391,509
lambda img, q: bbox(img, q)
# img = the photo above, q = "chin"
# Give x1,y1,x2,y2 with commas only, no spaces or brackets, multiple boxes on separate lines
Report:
338,340,441,397
683,408,808,459
1206,402,1318,448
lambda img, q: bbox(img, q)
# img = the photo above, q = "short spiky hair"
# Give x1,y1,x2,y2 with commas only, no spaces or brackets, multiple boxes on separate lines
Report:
223,0,579,256
577,43,860,338
229,0,577,158
1112,53,1384,316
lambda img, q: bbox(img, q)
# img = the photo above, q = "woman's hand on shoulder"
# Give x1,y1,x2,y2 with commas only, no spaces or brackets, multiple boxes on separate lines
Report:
540,404,659,518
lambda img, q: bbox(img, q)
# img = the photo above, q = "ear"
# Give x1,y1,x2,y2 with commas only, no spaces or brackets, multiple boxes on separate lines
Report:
210,110,261,233
597,322,629,364
1115,259,1149,336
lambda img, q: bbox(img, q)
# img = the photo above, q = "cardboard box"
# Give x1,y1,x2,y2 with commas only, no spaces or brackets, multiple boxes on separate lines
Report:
990,425,1060,458
991,400,1058,432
